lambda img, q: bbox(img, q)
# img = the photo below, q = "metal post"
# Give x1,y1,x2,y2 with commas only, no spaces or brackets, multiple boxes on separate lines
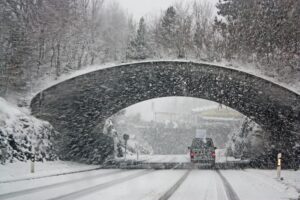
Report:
113,136,118,159
123,134,129,162
136,144,139,161
277,153,282,179
31,148,35,173
124,141,127,161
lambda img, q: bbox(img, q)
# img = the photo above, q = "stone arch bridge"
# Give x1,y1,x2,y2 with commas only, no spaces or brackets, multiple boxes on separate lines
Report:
30,61,300,162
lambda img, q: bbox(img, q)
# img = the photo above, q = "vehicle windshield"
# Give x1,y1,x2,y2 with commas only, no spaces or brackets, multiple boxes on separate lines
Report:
192,138,214,148
0,0,299,199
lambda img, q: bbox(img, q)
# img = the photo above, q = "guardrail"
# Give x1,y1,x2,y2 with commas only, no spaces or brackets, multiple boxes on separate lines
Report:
101,160,250,169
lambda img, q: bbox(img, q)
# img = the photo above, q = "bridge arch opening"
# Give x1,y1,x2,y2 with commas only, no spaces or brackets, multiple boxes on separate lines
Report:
102,96,274,163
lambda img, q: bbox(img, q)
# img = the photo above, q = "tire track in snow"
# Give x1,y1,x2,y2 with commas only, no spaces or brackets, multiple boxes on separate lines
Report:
0,170,124,200
47,170,154,200
214,171,229,200
202,173,213,200
217,170,240,200
158,170,191,200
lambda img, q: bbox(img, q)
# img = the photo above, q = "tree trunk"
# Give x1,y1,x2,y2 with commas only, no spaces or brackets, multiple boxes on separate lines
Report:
78,45,85,69
56,43,61,77
50,41,55,70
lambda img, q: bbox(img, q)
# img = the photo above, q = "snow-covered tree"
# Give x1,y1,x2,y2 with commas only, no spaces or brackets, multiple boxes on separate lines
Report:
155,6,178,57
226,118,271,159
173,3,193,58
215,0,300,79
126,17,150,60
192,1,215,60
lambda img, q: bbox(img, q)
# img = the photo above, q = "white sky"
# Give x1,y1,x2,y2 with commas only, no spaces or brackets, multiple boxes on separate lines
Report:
114,0,219,20
125,97,218,121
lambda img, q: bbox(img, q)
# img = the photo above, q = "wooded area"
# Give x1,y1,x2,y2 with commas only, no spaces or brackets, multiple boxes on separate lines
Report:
0,0,299,100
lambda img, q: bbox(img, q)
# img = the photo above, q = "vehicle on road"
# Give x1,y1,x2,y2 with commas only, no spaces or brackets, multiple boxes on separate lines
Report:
188,137,216,165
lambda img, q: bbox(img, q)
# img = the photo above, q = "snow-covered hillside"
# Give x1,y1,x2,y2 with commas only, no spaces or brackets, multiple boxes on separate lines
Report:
0,98,57,164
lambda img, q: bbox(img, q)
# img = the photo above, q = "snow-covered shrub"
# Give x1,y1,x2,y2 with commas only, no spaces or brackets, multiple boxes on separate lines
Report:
225,118,271,160
226,117,300,169
0,98,57,164
103,119,153,159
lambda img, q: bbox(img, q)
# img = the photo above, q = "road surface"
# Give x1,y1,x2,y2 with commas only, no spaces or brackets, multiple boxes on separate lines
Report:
0,167,298,200
121,150,241,163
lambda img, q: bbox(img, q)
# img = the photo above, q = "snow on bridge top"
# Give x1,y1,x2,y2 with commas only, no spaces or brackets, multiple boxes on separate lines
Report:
29,60,300,103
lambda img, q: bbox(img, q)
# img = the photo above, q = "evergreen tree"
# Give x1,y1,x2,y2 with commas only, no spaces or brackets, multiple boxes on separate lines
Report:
160,6,177,47
155,5,192,58
126,17,149,60
156,6,178,56
135,17,148,59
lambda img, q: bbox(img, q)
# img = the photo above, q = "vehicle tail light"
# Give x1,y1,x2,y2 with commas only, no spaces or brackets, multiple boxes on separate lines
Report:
211,152,215,158
190,151,195,158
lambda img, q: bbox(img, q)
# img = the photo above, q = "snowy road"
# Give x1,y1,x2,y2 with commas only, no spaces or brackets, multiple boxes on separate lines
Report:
0,168,299,200
122,151,241,163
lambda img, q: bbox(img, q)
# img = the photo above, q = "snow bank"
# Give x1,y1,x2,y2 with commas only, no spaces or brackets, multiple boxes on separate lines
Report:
245,169,300,194
221,170,299,200
0,160,99,182
0,97,57,164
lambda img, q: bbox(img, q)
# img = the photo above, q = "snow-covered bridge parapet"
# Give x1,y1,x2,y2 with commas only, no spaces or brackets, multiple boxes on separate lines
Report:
30,61,300,162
